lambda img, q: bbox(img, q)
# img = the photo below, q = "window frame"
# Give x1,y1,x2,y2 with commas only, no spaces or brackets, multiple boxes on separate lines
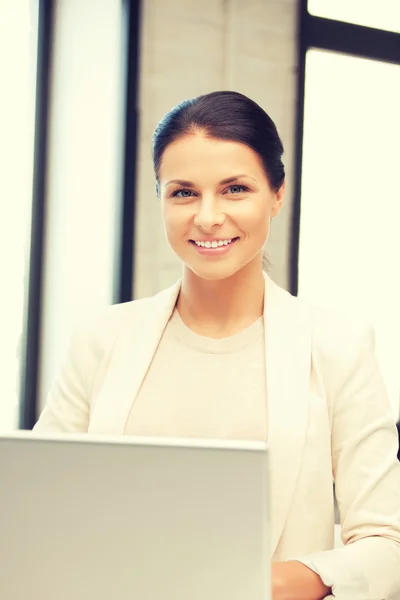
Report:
19,0,142,429
290,0,400,295
19,0,54,430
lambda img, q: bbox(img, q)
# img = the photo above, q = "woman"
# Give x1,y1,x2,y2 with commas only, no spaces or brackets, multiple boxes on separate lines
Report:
35,91,400,599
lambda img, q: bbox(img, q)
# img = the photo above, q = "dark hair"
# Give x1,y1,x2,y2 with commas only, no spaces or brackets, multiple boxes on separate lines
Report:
152,90,285,193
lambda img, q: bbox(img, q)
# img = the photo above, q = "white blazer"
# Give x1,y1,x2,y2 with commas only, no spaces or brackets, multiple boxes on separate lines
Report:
35,275,400,599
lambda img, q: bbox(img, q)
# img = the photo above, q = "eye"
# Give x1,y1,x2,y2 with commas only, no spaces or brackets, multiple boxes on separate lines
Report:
226,184,249,194
172,188,195,198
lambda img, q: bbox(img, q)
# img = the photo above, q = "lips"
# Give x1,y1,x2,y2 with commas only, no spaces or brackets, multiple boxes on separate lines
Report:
190,236,239,247
189,237,240,255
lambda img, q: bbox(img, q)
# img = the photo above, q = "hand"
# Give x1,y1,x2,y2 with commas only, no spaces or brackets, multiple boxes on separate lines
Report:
272,560,332,600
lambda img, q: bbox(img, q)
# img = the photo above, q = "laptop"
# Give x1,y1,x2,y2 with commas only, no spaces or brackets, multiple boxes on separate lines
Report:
0,431,270,600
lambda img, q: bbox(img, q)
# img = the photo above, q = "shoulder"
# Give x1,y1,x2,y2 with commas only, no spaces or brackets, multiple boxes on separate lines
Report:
268,273,376,367
309,301,374,362
269,278,375,357
72,282,180,354
289,294,376,385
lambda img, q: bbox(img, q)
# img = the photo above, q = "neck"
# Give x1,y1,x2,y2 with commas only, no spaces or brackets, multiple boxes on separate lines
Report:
177,258,265,338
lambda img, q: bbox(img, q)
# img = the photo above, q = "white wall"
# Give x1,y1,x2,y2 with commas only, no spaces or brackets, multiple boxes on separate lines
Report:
134,0,299,297
298,50,400,419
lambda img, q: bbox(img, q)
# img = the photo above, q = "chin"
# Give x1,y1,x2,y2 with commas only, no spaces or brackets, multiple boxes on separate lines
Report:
188,261,244,282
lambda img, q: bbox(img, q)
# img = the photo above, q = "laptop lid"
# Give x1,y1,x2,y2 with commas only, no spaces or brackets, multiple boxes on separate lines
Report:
0,432,270,600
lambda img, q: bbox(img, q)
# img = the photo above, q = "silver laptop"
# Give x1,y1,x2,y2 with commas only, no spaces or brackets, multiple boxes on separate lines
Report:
0,432,270,600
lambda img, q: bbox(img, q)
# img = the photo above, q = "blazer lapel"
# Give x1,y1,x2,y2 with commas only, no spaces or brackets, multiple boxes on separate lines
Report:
264,275,312,558
88,281,181,434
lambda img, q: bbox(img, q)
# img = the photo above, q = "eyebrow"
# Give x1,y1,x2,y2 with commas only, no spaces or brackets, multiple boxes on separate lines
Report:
164,174,257,187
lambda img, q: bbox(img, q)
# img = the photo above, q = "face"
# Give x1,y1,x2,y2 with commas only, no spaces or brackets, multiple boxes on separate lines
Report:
159,133,285,281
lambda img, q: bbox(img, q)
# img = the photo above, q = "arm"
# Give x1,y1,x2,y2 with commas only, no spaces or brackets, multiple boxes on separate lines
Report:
272,561,331,599
290,323,400,599
32,302,124,433
33,323,95,432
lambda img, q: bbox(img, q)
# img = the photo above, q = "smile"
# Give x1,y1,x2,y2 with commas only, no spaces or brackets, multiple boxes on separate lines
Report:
189,237,240,255
194,239,233,248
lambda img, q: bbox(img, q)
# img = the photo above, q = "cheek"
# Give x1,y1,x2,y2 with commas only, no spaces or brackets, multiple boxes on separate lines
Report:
233,200,269,232
236,201,271,248
162,205,190,239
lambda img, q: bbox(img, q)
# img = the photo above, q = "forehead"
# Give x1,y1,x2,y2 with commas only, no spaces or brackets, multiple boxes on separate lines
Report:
159,134,265,181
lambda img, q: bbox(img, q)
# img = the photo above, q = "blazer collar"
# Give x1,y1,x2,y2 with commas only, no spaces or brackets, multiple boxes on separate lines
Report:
89,274,312,557
264,276,312,555
89,280,181,436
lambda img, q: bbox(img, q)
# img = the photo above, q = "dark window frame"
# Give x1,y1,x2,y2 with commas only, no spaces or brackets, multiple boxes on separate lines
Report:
117,0,142,305
290,0,400,295
20,0,54,430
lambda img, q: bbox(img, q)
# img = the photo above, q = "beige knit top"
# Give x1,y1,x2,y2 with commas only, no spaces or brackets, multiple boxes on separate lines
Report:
125,309,268,442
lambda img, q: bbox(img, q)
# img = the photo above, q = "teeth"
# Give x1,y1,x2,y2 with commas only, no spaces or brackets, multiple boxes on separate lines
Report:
195,239,232,248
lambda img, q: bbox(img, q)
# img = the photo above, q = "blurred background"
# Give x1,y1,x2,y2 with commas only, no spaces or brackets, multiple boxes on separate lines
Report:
0,0,399,432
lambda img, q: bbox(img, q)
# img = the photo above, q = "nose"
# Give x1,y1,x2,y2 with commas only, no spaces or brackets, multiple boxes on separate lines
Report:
194,196,225,231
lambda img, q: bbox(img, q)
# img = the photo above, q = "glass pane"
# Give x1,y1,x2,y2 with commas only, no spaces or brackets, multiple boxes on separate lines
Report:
308,0,400,34
0,1,39,430
298,49,400,419
37,0,124,413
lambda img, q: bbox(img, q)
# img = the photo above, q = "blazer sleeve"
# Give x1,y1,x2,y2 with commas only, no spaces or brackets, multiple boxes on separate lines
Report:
294,321,400,599
33,304,122,433
33,323,95,432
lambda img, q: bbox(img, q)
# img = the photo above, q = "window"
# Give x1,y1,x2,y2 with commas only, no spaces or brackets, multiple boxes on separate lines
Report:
298,48,400,418
37,0,126,414
308,0,400,34
0,1,39,430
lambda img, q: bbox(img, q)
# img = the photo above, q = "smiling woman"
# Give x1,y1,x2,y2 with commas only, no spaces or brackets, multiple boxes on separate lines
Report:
34,91,400,600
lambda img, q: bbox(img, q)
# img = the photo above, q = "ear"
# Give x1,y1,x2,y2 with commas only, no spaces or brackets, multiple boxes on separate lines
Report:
271,179,286,217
